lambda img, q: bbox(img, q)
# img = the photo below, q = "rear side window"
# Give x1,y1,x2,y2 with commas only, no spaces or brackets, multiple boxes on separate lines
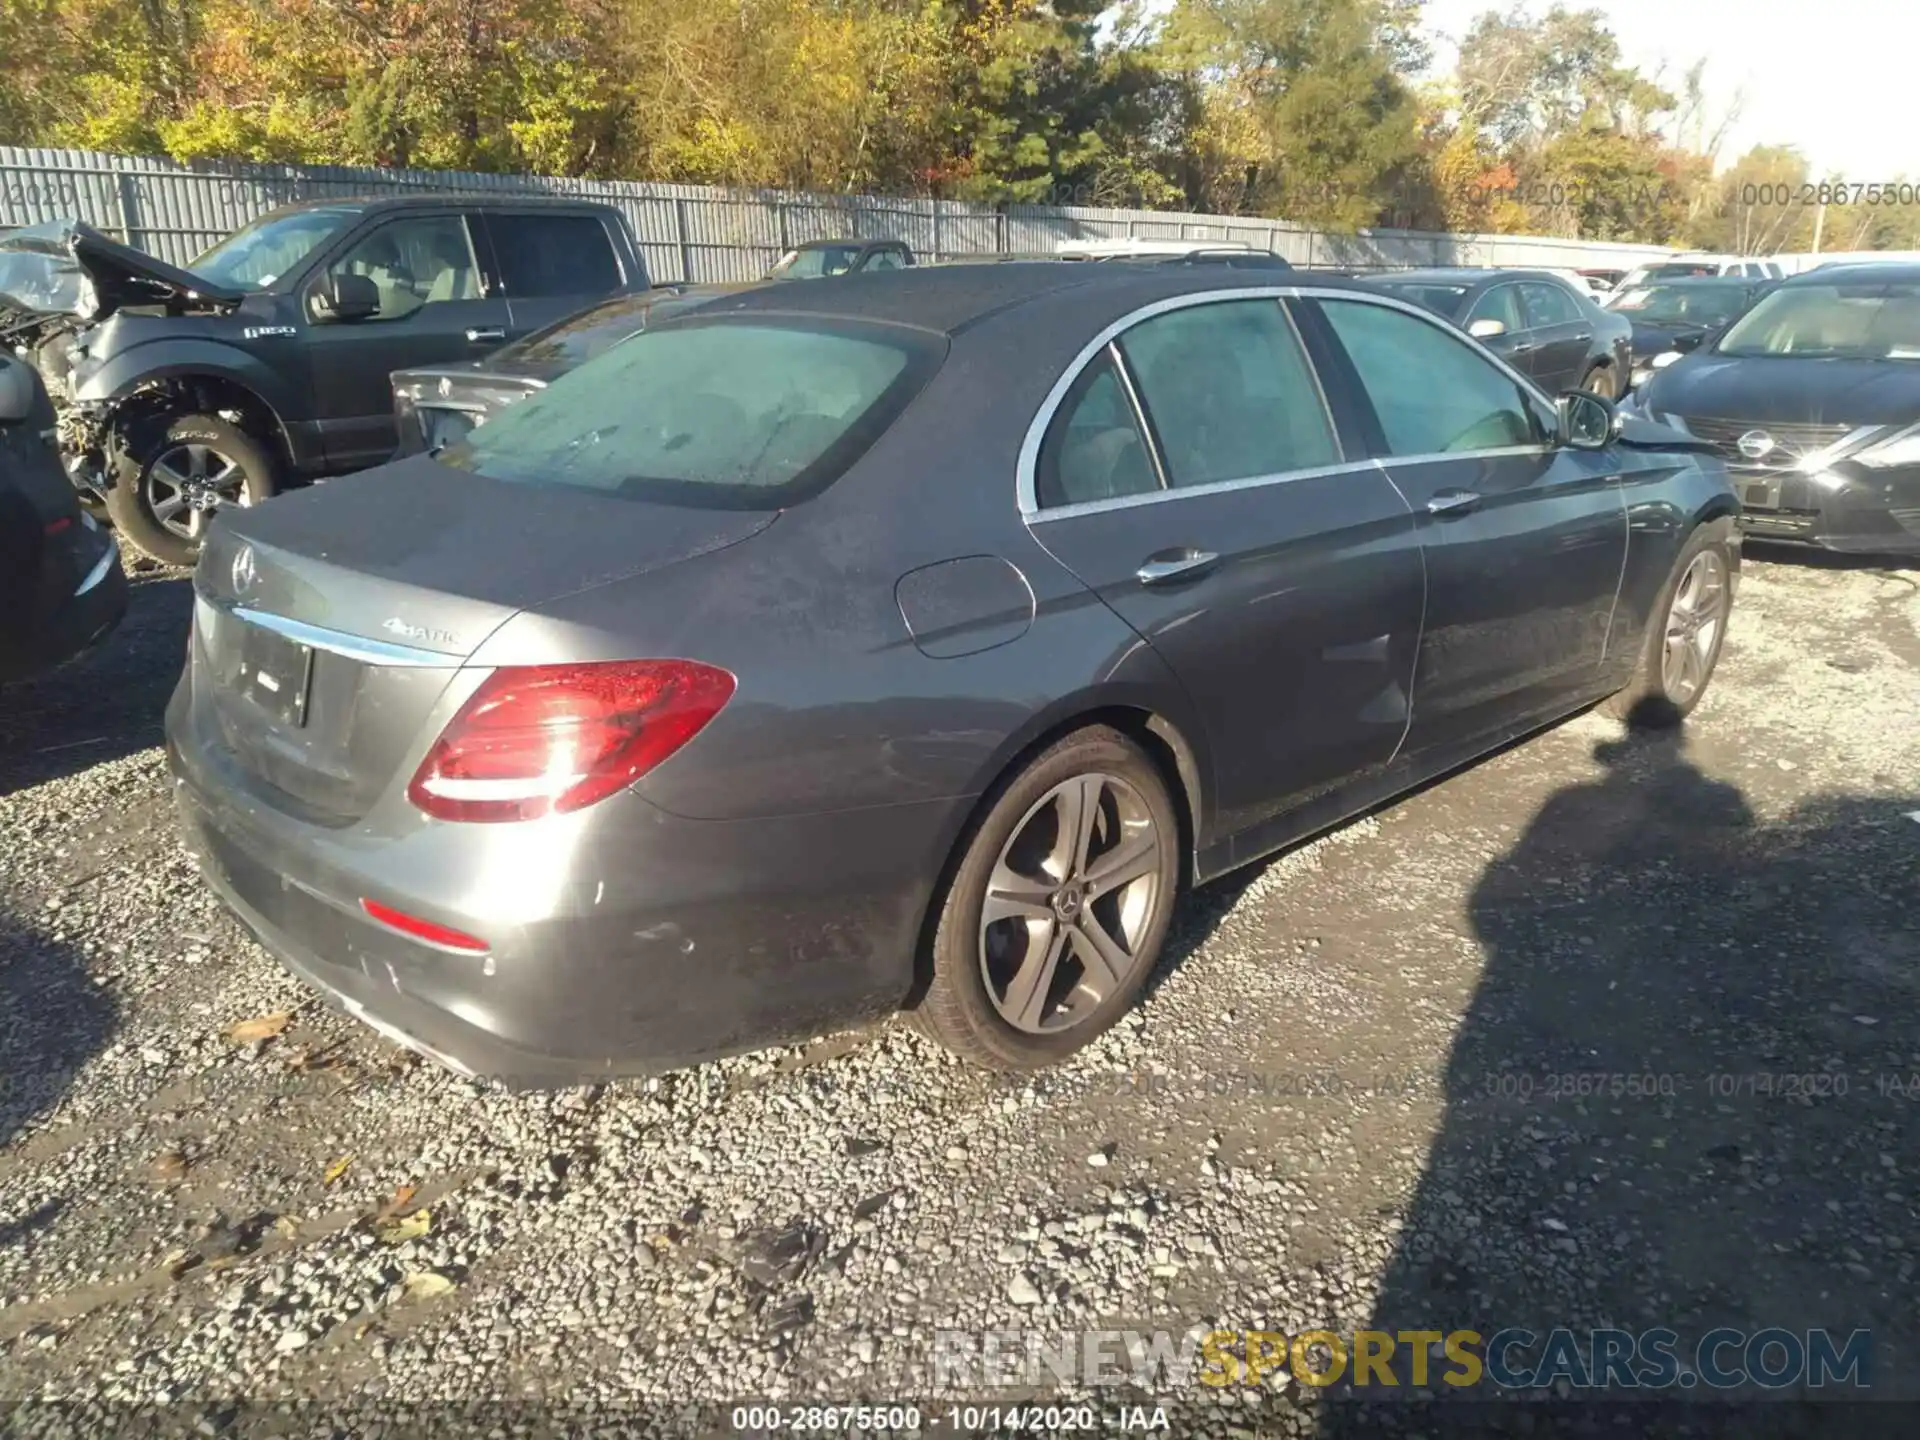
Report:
1521,282,1582,327
487,213,622,298
440,320,939,508
1119,300,1339,487
1036,353,1159,508
1319,298,1540,456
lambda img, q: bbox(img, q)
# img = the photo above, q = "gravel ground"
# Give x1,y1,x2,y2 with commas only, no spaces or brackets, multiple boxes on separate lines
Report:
1,548,1918,1434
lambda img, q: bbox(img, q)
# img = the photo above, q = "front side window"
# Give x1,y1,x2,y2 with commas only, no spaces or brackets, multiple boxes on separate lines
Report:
1465,285,1526,333
488,213,621,299
1716,280,1920,360
1521,282,1583,327
440,319,938,508
1118,300,1339,488
321,216,482,322
192,207,360,291
1319,298,1541,456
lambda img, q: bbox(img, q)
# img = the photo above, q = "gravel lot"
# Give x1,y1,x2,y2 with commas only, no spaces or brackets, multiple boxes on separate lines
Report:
2,548,1918,1431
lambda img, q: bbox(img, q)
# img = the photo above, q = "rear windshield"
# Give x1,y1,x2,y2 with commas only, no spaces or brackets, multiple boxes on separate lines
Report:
1376,282,1469,315
438,319,942,507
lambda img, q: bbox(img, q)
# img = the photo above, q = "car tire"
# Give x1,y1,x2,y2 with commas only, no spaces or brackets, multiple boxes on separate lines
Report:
106,413,280,567
913,725,1181,1070
1603,519,1737,728
1580,362,1618,400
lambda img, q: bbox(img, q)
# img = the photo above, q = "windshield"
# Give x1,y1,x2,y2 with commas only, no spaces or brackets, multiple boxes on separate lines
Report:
1377,283,1469,316
439,319,942,508
769,245,861,280
1716,280,1920,359
1608,285,1749,327
190,207,360,290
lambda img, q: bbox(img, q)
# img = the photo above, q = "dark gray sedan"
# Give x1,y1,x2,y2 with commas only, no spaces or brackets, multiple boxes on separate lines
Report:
1367,267,1635,399
166,264,1740,1084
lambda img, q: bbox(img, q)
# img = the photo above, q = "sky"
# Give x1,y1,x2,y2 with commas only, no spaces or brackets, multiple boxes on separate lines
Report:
1418,0,1918,178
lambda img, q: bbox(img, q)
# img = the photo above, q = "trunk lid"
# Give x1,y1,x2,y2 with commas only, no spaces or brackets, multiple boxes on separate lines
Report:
188,456,774,824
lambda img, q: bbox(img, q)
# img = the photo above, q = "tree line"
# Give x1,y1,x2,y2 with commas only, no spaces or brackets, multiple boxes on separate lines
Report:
3,0,1915,250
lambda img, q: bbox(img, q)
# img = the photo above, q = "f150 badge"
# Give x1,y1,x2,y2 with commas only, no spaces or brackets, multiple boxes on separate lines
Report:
242,326,298,340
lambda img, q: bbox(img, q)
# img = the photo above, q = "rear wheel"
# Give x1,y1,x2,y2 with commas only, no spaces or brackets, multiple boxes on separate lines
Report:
1604,520,1736,727
106,413,280,567
914,726,1180,1069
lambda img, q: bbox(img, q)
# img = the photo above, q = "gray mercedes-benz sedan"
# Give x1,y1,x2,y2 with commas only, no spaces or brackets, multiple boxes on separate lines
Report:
166,263,1740,1085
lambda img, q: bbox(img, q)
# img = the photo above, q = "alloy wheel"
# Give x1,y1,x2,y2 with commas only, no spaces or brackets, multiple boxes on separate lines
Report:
145,443,250,542
1661,549,1727,704
978,772,1164,1034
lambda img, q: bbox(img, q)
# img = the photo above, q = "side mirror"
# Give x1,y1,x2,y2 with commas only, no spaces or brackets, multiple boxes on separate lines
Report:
313,272,380,323
1467,317,1507,339
1557,390,1618,450
1672,331,1707,354
0,356,34,425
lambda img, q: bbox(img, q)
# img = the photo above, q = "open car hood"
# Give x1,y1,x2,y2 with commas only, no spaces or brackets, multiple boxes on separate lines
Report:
0,220,244,324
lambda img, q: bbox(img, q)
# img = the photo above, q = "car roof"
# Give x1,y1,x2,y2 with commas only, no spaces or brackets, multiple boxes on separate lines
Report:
1621,275,1758,288
669,261,1387,337
792,237,892,249
1372,267,1573,285
1784,261,1920,285
254,193,621,222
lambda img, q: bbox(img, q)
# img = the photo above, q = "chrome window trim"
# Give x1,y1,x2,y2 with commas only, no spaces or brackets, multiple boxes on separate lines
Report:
1017,285,1558,521
221,602,460,667
74,535,120,597
1107,342,1170,492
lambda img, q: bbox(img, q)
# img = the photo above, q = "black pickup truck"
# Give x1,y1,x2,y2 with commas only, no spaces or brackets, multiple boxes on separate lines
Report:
0,197,649,563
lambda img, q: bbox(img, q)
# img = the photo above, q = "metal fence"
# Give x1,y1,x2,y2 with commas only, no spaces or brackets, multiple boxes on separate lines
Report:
1,144,1677,280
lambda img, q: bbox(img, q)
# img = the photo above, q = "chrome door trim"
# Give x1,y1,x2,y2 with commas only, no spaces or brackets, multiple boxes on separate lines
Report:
1017,285,1558,522
223,603,460,667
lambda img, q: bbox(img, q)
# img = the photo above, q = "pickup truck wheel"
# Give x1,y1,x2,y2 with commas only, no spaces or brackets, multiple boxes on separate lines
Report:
106,414,281,567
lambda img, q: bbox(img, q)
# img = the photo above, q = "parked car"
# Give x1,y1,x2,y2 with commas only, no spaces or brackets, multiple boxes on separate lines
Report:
1577,267,1628,294
1622,262,1920,555
1612,255,1784,292
167,264,1738,1084
0,199,648,565
391,284,749,456
1364,268,1634,397
0,353,125,683
1606,276,1775,390
767,239,914,279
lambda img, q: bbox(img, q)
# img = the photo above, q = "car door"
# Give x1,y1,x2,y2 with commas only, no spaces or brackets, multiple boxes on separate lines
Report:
302,210,508,470
1518,280,1593,392
481,211,629,340
1024,294,1426,852
1299,292,1627,762
1462,283,1538,377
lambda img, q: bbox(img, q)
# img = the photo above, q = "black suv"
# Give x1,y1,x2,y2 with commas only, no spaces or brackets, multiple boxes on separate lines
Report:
0,197,649,563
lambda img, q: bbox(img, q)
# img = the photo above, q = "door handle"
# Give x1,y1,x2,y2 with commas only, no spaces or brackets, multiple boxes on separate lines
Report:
465,327,506,344
1509,342,1537,355
1427,490,1481,517
1571,332,1592,342
1136,550,1219,586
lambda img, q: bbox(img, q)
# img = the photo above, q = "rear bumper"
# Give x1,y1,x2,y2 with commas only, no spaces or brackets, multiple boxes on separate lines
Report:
165,688,952,1086
1732,466,1920,556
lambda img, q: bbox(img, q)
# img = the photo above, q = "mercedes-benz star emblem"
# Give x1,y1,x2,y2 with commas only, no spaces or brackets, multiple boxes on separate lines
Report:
1736,429,1777,460
231,544,257,595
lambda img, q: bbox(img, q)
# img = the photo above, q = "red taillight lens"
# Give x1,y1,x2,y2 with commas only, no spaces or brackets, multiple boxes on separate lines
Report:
360,897,491,953
406,659,735,823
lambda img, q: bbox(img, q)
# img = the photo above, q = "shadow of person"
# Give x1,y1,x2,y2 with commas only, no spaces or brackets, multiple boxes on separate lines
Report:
1319,729,1920,1435
0,921,118,1248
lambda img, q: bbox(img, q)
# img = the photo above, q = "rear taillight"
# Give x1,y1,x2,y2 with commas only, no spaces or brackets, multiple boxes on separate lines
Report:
406,659,735,823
